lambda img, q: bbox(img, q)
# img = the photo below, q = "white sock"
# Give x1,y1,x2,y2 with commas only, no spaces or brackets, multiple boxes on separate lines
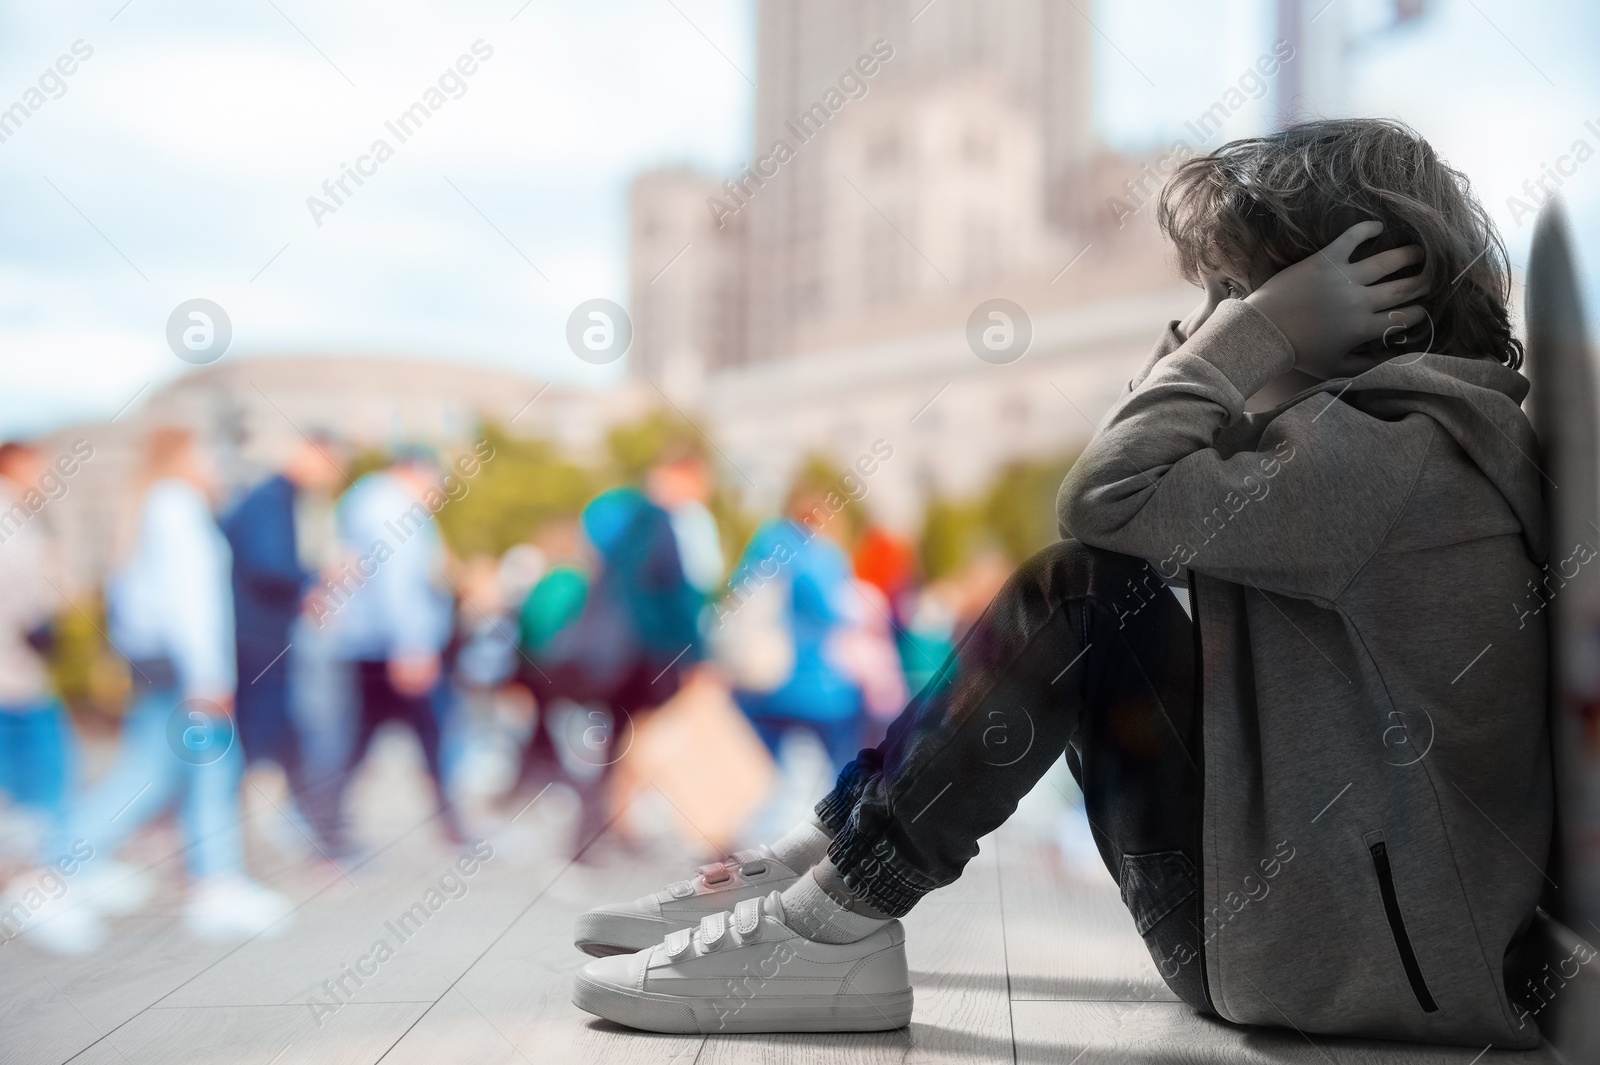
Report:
778,864,892,944
766,817,833,874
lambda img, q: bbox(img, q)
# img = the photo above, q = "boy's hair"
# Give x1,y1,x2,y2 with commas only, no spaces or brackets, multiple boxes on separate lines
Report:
1157,118,1523,369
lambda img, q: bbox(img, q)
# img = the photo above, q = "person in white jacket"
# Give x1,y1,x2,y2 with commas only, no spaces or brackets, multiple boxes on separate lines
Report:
67,427,290,942
0,439,109,954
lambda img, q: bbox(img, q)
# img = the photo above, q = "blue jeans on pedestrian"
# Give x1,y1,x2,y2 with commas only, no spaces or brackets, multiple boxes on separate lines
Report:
734,689,865,778
68,686,245,880
0,699,77,863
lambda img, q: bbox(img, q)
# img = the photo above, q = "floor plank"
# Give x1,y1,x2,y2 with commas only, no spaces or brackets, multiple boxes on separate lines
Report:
64,1002,430,1065
156,834,536,1008
995,816,1177,1003
1012,1000,1562,1065
1,915,236,1065
378,819,708,1065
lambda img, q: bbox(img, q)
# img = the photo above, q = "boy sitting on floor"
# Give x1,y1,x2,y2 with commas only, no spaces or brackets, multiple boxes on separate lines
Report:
571,118,1552,1050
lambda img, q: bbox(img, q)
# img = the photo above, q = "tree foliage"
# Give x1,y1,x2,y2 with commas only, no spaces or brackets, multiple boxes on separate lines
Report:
918,453,1078,579
434,423,594,558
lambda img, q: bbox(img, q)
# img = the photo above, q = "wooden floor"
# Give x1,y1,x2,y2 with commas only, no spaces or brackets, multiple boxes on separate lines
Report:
0,745,1571,1065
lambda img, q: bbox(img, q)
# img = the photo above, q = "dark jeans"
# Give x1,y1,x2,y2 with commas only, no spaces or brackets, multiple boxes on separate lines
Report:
339,659,462,849
236,641,342,855
512,656,688,858
815,539,1212,1012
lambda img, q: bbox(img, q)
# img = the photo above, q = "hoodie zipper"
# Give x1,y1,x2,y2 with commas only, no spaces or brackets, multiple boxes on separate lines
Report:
1369,839,1439,1013
1188,574,1214,1012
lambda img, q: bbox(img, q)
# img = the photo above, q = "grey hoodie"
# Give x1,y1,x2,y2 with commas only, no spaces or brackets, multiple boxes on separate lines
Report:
1058,298,1554,1048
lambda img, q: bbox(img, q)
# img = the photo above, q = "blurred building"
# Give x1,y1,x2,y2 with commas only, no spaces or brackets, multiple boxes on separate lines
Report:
627,0,1183,527
621,0,1420,529
34,355,646,590
629,169,747,402
743,0,1097,367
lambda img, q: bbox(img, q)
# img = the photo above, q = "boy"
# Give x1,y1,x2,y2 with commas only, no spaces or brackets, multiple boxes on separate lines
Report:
570,119,1552,1049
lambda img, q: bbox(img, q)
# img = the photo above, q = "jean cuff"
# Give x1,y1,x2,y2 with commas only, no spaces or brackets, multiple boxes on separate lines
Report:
823,821,938,918
813,757,874,836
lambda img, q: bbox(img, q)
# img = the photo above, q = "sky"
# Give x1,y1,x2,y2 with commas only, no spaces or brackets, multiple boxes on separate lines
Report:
1,0,1598,438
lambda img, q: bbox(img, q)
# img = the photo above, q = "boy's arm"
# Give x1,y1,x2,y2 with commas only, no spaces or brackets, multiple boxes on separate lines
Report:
1058,299,1433,602
1126,321,1184,392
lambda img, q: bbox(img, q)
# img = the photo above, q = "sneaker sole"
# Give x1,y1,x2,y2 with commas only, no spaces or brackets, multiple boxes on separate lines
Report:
573,912,682,957
573,973,913,1034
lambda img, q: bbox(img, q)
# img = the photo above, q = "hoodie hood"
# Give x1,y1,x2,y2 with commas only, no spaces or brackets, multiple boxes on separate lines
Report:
1281,354,1547,564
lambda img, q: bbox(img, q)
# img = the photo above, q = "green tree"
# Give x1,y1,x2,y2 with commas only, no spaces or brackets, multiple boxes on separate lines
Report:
919,497,986,581
434,423,594,558
981,454,1079,563
604,410,704,485
917,452,1079,578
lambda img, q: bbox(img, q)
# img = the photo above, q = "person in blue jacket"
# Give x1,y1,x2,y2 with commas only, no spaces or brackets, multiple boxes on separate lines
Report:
219,434,345,855
728,476,866,775
536,487,704,857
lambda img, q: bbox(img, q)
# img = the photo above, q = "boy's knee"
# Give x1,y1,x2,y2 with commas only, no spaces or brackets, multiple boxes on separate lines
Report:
1021,539,1152,604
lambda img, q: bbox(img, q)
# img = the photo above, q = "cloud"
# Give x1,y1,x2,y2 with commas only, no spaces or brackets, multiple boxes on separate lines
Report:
0,0,753,435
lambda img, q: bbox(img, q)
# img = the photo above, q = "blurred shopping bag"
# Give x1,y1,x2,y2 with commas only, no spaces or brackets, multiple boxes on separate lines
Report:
609,671,775,856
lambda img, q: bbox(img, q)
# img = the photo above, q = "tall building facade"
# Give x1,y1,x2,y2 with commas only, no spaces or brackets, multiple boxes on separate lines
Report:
629,168,747,401
624,0,1183,526
742,0,1097,367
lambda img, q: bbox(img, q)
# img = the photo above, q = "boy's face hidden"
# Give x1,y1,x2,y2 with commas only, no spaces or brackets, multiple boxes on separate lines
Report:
1178,258,1275,341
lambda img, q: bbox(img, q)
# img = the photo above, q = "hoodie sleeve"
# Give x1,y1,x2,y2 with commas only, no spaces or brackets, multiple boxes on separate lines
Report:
1058,299,1436,602
1127,321,1185,391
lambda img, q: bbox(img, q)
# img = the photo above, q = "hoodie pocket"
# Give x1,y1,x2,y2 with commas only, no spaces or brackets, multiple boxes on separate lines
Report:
1368,837,1440,1013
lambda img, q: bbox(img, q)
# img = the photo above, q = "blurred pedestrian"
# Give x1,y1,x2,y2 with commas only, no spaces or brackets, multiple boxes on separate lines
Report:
852,525,916,619
219,434,346,859
830,579,909,751
69,427,291,941
646,445,724,599
537,487,703,857
0,442,73,862
725,475,866,776
0,440,105,953
507,516,590,804
327,447,463,848
441,552,519,797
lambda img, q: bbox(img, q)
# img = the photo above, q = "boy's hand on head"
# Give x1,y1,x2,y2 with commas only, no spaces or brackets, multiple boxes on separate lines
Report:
1243,221,1430,379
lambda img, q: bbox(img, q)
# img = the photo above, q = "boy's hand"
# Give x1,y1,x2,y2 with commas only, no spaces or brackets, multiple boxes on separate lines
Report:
1244,221,1430,379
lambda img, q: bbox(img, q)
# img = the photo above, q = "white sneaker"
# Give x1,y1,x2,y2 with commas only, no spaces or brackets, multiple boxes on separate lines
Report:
573,890,912,1033
574,846,802,957
183,875,293,940
75,861,157,916
0,875,106,955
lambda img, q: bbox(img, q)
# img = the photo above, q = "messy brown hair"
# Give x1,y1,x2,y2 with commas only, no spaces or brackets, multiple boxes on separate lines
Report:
1157,118,1523,369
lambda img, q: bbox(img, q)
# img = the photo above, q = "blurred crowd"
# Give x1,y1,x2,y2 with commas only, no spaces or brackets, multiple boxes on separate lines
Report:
0,425,1019,955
